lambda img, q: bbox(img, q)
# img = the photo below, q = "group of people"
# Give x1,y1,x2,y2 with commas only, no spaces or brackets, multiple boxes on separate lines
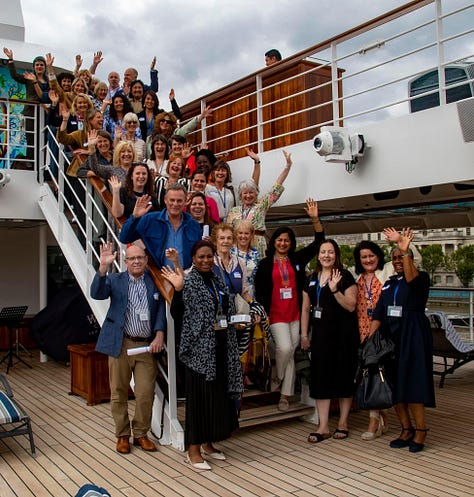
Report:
5,47,434,468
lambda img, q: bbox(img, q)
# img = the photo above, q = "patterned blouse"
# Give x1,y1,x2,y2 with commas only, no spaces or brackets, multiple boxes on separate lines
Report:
356,274,383,342
226,183,284,257
230,246,260,299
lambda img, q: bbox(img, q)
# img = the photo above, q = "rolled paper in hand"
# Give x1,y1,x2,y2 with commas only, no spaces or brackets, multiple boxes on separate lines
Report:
127,346,150,356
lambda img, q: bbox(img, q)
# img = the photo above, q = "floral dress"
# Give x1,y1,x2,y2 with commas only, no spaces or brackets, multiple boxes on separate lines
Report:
227,183,284,257
356,274,383,342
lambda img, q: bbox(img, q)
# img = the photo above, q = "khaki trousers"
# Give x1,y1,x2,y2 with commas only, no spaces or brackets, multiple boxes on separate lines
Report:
108,338,157,438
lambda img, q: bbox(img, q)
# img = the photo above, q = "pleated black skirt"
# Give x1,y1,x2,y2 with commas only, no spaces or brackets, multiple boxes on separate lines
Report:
185,332,239,446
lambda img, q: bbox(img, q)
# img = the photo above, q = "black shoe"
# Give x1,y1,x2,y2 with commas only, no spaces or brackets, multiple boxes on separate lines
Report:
409,428,429,453
389,427,414,448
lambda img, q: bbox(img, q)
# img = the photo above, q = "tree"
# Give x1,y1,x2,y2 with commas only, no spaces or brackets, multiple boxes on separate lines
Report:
419,244,445,285
339,244,355,269
448,245,474,287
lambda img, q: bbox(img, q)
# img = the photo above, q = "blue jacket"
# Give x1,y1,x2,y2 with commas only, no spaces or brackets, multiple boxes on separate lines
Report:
119,210,201,269
90,270,166,358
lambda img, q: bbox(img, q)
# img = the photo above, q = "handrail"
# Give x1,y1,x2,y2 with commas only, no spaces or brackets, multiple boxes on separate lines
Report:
87,176,174,305
179,0,473,159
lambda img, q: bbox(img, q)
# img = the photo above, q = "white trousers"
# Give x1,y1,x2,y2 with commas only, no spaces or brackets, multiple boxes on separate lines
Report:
270,320,300,396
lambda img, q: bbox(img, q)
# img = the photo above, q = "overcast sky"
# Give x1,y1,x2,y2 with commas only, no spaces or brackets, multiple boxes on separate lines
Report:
20,0,405,104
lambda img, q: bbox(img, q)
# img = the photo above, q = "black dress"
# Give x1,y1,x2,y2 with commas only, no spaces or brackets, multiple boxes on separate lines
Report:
306,269,359,399
171,270,240,446
373,272,435,407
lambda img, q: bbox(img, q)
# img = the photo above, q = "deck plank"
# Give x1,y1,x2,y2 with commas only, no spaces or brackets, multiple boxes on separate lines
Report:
1,352,474,496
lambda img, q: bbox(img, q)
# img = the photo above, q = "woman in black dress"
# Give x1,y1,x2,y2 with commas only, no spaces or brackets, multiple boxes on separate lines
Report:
163,241,242,470
370,228,435,452
301,239,359,443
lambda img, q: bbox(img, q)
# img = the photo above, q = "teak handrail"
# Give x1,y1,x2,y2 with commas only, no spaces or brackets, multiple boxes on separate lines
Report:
88,176,174,305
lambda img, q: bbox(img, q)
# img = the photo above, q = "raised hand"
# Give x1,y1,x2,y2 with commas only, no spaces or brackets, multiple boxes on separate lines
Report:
3,47,13,60
282,150,292,167
132,194,152,218
75,54,83,69
169,88,175,101
22,72,37,82
383,227,400,243
150,56,157,71
45,53,54,67
59,102,70,121
108,175,121,193
99,242,117,267
327,268,342,293
304,197,319,219
197,142,208,151
246,147,260,162
199,106,213,121
397,227,414,253
114,126,123,140
49,89,59,105
93,51,103,65
161,265,184,291
87,129,98,147
182,142,193,159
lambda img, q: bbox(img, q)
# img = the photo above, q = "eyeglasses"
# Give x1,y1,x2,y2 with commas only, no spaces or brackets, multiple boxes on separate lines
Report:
125,256,146,262
126,121,138,125
160,119,174,125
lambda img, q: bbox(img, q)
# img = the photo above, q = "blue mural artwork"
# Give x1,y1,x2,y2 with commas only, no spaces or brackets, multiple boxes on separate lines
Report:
0,66,27,168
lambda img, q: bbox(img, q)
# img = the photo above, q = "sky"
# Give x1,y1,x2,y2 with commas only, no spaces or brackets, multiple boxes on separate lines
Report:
19,0,405,105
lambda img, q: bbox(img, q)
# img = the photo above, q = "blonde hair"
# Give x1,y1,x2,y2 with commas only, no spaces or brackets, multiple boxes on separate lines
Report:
70,93,94,116
113,141,136,166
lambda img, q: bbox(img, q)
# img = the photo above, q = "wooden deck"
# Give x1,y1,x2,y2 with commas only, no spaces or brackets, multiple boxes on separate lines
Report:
1,352,473,497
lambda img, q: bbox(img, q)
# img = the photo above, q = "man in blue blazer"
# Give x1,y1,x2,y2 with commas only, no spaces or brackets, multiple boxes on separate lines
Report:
91,242,166,454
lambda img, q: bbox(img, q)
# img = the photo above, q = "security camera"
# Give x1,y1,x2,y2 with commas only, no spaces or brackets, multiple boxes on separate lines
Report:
313,126,365,164
0,170,11,188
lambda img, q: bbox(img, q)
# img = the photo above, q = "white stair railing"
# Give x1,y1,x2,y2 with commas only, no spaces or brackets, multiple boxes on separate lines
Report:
37,124,183,449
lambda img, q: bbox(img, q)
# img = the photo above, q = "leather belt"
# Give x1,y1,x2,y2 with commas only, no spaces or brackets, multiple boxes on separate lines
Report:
123,334,150,342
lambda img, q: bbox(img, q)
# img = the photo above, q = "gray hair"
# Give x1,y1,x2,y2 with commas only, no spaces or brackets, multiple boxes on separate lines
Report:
238,179,259,198
123,112,139,124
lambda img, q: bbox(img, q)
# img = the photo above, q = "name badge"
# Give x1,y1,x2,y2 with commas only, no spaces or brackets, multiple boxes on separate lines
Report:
138,311,149,321
280,287,292,300
312,306,322,319
233,272,242,279
214,315,228,330
309,280,316,287
387,305,402,318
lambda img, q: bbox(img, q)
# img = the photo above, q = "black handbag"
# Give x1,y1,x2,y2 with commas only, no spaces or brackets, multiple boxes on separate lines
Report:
356,365,394,410
361,328,395,366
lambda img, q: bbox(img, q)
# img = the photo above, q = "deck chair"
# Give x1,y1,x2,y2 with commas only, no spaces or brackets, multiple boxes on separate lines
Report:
0,373,36,455
426,310,474,388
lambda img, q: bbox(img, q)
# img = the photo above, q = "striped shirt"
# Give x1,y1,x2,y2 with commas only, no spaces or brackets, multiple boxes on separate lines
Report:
123,274,151,338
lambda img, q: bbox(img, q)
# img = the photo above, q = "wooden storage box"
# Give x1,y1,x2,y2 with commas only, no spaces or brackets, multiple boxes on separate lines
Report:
67,343,111,406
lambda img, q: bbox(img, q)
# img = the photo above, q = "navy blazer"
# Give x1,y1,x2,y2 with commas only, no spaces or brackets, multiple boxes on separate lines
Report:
90,270,166,358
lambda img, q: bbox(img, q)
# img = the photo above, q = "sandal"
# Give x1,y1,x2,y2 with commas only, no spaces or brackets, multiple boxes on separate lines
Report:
277,397,289,411
333,429,349,440
389,427,415,448
409,428,429,453
307,432,331,443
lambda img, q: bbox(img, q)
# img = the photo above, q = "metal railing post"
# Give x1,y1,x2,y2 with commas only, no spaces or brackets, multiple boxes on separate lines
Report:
331,42,341,126
435,0,446,106
256,74,264,153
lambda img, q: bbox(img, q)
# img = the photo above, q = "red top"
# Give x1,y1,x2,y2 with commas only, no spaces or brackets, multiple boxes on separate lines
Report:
269,258,300,324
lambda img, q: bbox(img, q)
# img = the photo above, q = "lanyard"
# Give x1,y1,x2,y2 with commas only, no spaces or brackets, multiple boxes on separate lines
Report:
316,278,325,307
276,257,290,287
393,281,402,305
206,279,223,315
133,280,146,307
364,274,375,301
216,187,227,208
241,205,252,219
